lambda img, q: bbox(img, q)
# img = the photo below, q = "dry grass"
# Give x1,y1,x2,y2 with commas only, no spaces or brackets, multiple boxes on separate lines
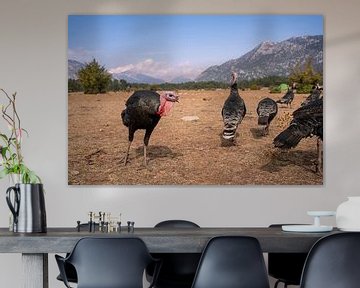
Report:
68,89,323,185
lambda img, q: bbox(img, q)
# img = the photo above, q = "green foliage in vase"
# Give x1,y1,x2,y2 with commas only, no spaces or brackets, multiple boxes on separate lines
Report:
0,89,41,184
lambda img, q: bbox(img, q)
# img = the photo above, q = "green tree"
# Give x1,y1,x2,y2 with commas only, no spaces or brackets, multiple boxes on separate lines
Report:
68,79,83,92
119,79,129,91
289,58,323,93
77,59,111,94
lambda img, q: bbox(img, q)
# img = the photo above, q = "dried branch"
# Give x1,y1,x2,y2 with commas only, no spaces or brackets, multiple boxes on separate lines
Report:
0,88,39,183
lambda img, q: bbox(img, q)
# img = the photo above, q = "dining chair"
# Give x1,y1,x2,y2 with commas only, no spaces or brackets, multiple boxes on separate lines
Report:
268,224,308,288
300,232,360,288
56,223,99,284
146,220,201,288
55,237,160,288
191,236,270,288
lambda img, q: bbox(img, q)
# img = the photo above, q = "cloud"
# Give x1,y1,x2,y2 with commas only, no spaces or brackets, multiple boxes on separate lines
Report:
176,61,204,79
108,63,135,74
108,59,203,81
109,59,165,77
68,48,96,63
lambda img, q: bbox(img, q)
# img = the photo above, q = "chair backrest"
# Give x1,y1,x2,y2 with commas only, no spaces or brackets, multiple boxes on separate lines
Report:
191,236,270,288
155,219,200,228
268,224,308,285
150,220,201,287
300,232,360,288
66,237,154,288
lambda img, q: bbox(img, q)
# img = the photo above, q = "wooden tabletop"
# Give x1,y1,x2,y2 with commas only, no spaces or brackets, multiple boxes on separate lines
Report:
1,227,339,288
0,227,340,253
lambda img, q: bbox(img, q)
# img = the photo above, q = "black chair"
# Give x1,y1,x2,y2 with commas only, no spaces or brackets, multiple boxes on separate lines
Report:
55,237,160,288
147,220,201,288
56,262,77,284
268,224,308,288
191,236,270,288
56,223,99,284
300,232,360,288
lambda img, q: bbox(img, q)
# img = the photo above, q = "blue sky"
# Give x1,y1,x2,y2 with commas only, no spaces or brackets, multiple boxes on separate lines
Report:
68,15,323,81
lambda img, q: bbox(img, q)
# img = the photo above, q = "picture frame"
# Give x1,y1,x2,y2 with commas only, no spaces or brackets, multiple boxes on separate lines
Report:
68,15,323,185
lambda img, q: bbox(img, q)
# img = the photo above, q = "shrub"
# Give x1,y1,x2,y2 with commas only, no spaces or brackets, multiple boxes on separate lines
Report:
270,86,281,93
249,84,260,90
77,59,111,94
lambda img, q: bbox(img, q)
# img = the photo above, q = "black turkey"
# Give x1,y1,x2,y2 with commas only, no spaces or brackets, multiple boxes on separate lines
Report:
256,97,278,136
273,97,323,173
276,83,296,108
221,72,246,142
301,84,322,107
121,90,179,166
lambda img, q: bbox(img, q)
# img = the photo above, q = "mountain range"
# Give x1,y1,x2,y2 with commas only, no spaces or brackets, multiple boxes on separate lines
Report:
68,60,85,79
196,35,323,82
111,71,164,84
68,35,323,83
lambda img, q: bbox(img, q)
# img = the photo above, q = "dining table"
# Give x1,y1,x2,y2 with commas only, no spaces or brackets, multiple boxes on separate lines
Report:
0,226,340,288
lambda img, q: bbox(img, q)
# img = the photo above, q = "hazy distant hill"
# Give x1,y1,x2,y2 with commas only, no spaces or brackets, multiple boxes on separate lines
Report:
68,60,165,84
171,76,194,83
111,70,164,84
68,60,85,79
196,35,323,82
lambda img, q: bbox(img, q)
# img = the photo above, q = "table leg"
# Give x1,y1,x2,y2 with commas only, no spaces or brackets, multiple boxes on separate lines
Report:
22,253,48,288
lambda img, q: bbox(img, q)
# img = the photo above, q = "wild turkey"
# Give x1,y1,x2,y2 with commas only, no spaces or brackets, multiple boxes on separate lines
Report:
221,72,246,141
276,83,296,108
121,90,179,166
301,83,322,107
273,97,323,173
256,97,278,136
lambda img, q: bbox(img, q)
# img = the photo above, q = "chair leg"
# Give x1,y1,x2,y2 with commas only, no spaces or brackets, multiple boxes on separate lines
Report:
274,280,289,288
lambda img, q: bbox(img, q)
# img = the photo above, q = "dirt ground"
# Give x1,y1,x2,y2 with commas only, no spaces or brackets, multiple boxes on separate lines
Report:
68,89,323,185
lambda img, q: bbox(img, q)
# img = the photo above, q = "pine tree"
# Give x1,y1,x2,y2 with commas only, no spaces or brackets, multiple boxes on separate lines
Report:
77,59,111,94
68,79,83,92
289,58,322,93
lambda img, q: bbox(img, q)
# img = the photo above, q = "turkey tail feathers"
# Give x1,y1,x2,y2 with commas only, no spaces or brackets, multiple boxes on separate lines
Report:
273,125,303,149
222,115,243,139
223,125,237,139
258,116,269,126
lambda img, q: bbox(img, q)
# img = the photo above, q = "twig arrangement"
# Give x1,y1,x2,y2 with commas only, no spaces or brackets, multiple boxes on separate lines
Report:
0,88,40,183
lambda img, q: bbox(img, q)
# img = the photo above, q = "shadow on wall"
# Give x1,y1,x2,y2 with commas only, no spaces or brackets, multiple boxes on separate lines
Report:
91,0,183,14
327,31,360,46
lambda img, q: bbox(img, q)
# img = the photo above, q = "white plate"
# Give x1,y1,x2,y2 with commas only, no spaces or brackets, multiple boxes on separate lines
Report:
338,227,360,232
282,225,333,232
307,211,336,217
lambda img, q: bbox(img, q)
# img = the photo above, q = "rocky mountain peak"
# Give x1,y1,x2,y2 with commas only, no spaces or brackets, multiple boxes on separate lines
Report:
254,41,276,55
196,35,323,82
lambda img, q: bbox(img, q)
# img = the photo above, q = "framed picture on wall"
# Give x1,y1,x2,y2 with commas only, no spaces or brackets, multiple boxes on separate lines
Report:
68,15,323,185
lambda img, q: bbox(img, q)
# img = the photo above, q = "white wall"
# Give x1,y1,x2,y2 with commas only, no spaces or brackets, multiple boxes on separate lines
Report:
1,0,360,287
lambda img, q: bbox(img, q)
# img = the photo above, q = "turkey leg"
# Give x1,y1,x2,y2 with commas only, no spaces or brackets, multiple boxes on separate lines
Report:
143,128,155,167
124,141,132,166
